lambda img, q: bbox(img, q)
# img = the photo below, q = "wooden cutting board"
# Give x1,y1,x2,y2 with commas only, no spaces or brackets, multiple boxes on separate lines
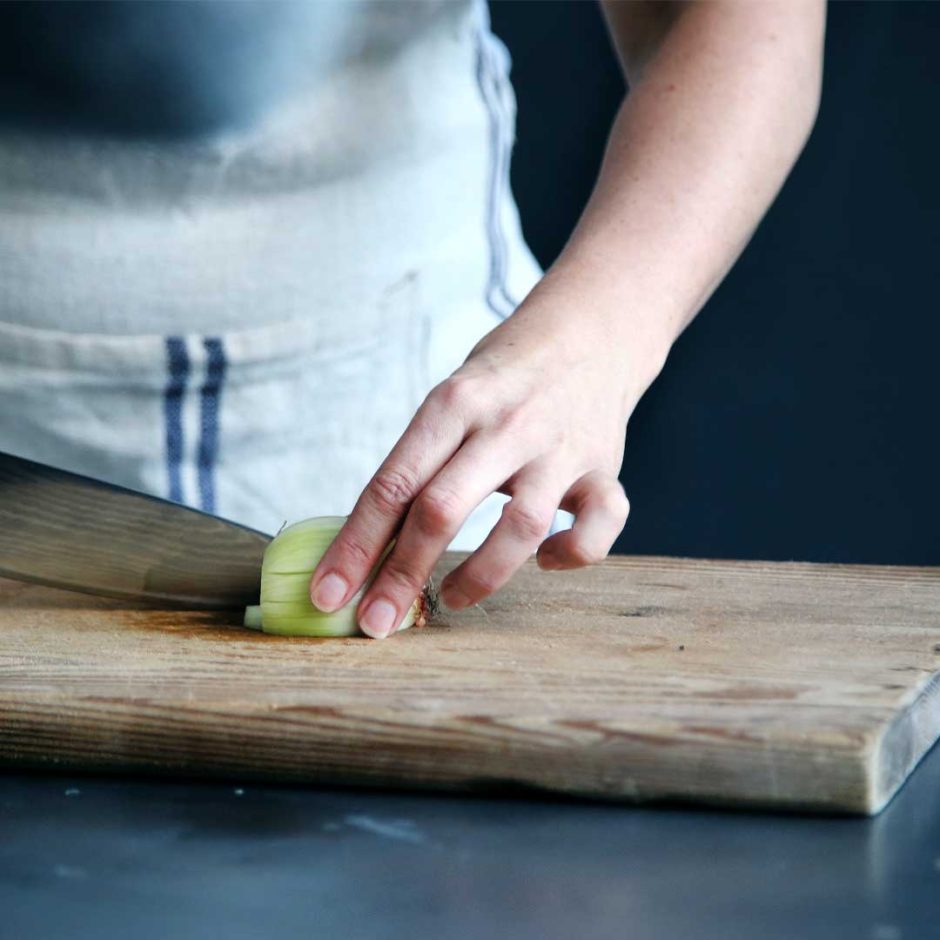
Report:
1,555,939,815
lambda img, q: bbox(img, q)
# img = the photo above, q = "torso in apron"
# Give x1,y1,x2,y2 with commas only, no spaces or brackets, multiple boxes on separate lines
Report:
0,0,541,547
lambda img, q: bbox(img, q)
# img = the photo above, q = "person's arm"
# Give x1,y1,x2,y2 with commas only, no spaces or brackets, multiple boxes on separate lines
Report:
310,0,826,639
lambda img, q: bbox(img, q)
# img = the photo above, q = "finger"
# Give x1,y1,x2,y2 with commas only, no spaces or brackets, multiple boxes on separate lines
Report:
439,468,561,611
309,383,471,612
356,431,525,638
536,471,629,570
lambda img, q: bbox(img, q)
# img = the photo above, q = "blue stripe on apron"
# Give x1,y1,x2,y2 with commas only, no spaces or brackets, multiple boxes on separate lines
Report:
198,337,226,515
163,336,189,504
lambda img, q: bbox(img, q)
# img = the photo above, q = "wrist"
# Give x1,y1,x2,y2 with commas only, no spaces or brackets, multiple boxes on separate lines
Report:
529,253,675,411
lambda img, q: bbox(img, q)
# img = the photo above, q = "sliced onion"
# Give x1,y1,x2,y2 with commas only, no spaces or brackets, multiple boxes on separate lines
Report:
247,517,430,637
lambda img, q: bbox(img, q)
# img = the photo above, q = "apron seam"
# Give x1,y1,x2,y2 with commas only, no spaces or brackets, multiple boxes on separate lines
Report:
474,3,519,321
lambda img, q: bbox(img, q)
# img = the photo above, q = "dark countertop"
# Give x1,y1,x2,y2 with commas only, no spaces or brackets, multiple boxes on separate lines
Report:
2,744,939,940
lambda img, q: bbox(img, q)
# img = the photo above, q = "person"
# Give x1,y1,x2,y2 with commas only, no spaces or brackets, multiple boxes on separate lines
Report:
0,0,824,637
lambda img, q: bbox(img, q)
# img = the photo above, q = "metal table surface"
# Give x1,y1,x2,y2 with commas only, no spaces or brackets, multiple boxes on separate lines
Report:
2,744,939,940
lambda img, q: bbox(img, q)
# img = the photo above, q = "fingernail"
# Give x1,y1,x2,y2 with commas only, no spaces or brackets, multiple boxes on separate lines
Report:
539,552,563,571
360,599,397,639
311,572,348,612
441,583,473,610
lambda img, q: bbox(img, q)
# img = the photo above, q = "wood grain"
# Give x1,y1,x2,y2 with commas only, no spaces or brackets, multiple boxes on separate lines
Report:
1,555,939,814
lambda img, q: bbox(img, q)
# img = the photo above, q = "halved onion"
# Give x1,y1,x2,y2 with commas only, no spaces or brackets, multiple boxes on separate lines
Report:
244,516,431,637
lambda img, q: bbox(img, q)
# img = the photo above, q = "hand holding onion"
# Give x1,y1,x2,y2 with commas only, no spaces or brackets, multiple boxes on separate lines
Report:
308,265,654,639
296,0,824,638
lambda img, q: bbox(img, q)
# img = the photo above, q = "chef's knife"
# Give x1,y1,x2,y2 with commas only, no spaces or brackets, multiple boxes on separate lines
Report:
0,451,271,608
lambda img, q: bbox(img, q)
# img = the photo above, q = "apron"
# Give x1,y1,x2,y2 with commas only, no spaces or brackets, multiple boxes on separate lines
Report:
0,0,543,548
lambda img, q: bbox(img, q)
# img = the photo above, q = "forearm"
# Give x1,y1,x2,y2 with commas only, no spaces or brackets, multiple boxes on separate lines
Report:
314,1,826,624
530,0,825,405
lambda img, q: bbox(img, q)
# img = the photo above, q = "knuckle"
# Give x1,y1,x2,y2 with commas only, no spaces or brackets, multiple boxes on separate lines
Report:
604,485,630,523
370,466,420,516
501,501,552,542
494,407,545,452
413,486,463,536
432,375,478,415
493,404,526,435
340,535,373,570
379,555,424,595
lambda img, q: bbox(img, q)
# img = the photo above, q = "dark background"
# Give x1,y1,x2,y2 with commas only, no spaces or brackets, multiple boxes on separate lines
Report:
490,1,940,566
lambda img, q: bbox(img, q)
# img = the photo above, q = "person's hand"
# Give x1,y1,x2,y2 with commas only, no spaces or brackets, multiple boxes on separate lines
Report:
308,267,655,639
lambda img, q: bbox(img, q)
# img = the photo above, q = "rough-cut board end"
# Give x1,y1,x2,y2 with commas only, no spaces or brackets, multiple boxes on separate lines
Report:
868,671,940,815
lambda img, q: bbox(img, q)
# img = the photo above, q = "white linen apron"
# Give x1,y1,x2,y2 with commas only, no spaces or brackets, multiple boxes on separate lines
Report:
0,0,543,547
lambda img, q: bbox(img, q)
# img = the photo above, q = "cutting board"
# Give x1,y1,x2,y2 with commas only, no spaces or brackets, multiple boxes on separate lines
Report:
1,555,939,815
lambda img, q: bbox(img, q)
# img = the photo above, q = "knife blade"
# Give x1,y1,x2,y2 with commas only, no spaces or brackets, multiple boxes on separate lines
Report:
0,451,271,608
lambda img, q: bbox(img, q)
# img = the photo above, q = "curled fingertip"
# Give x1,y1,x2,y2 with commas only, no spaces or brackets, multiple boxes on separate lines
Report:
537,550,565,571
440,581,473,611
